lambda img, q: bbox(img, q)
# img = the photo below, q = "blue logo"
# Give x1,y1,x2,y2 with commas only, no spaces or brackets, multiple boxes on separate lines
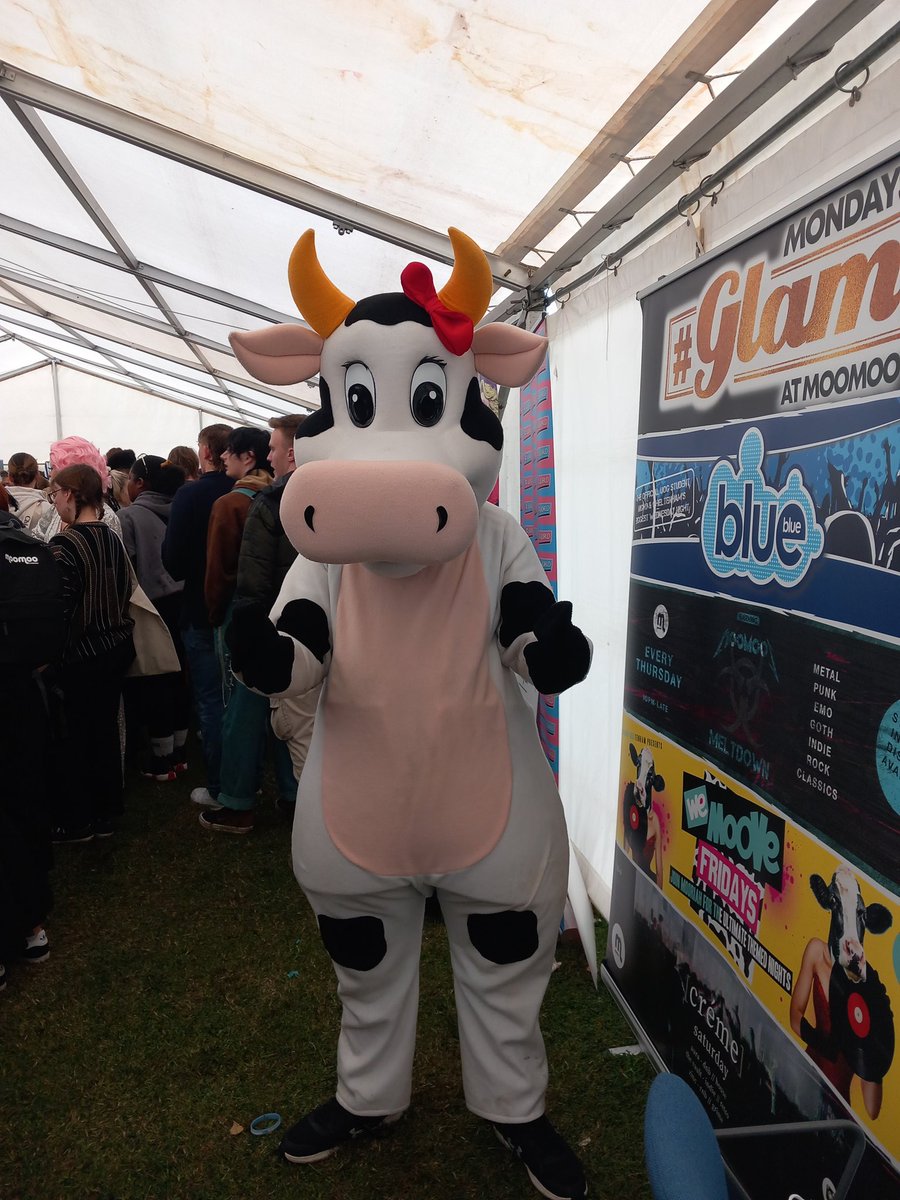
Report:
701,428,824,588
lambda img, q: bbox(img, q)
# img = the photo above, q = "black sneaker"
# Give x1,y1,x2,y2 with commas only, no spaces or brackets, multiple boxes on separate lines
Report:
51,824,94,844
278,1097,403,1164
493,1115,587,1200
94,817,116,839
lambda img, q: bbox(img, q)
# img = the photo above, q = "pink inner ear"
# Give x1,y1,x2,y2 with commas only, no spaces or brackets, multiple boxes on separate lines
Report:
472,323,548,387
229,325,323,385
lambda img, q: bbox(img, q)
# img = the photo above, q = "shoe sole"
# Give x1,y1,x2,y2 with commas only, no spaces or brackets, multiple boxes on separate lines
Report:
281,1111,404,1165
198,814,253,834
52,833,94,844
493,1128,587,1200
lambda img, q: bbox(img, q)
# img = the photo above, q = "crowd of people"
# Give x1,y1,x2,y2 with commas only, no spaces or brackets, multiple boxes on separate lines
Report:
0,416,312,991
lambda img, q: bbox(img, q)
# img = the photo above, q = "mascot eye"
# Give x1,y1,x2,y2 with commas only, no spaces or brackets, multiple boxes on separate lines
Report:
410,362,446,428
345,363,376,427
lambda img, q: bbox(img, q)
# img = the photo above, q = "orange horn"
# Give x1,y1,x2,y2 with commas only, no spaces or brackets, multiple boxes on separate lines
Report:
437,227,494,324
288,230,355,337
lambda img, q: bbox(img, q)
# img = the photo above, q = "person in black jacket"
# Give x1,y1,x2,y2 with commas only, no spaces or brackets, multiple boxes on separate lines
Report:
161,424,232,807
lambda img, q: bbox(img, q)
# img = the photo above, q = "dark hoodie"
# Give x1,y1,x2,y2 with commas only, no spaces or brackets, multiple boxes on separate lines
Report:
118,491,184,602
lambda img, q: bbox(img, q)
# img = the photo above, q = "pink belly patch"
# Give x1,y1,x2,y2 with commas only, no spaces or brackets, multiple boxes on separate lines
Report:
322,548,511,875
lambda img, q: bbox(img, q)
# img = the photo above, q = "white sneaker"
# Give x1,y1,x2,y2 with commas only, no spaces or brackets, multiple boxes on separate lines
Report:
22,928,50,964
190,787,219,808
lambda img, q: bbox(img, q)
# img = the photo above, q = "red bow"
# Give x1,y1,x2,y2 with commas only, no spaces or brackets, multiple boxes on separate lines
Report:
400,261,474,356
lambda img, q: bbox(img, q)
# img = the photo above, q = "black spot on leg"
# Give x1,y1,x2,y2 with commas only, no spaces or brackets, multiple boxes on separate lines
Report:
467,910,539,964
318,915,387,971
461,377,503,450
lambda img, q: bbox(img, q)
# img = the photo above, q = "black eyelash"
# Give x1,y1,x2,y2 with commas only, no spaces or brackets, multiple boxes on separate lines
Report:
419,355,447,368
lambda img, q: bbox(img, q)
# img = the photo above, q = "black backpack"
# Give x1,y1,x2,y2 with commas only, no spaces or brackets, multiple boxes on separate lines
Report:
0,520,67,667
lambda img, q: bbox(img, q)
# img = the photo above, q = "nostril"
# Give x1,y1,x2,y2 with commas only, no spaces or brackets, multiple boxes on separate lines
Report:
436,505,448,532
304,505,316,532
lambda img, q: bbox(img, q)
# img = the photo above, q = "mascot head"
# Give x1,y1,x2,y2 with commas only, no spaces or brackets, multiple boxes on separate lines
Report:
230,229,547,574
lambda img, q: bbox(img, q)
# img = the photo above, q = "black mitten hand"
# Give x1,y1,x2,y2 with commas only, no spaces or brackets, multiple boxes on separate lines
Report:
523,600,591,695
227,603,292,694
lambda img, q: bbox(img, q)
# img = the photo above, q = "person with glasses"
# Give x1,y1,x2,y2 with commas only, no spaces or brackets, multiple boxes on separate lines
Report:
37,437,122,542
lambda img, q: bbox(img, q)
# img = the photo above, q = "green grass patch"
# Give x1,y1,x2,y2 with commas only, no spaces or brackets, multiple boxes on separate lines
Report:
2,750,653,1200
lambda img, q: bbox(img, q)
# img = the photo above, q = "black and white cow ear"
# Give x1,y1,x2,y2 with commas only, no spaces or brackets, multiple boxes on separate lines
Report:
653,773,665,791
629,743,640,766
865,903,893,935
810,874,833,909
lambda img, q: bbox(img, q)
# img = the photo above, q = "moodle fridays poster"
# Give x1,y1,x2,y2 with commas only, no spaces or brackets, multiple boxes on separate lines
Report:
606,151,900,1198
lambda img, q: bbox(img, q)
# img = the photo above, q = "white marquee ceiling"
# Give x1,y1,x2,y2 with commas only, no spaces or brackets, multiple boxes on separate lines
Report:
0,0,890,429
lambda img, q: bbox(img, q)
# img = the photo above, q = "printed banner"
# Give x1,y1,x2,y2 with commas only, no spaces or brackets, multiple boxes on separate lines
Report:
520,324,560,778
608,150,900,1199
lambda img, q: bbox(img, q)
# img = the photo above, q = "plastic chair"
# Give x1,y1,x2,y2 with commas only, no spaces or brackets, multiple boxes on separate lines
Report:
644,1072,866,1200
644,1073,729,1200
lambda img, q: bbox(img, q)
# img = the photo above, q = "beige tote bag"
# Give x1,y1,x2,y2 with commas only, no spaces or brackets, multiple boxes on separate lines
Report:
125,562,180,678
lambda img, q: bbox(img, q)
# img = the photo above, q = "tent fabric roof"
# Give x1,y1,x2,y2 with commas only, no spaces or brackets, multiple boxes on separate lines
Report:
0,0,859,429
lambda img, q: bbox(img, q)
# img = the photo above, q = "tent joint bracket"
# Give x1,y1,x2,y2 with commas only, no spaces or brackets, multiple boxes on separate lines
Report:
786,47,831,79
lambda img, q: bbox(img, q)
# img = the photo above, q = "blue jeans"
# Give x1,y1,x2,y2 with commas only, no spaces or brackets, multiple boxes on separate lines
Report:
216,678,297,811
182,625,224,799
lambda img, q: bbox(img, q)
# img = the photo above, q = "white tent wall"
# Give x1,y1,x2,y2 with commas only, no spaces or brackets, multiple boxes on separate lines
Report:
56,369,222,463
1,363,232,465
545,48,900,917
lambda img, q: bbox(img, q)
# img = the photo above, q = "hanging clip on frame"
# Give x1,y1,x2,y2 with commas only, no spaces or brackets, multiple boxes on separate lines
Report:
834,61,870,107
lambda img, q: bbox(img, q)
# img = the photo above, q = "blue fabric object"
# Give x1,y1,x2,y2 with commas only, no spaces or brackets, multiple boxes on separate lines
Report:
644,1074,729,1200
216,677,297,810
182,625,224,798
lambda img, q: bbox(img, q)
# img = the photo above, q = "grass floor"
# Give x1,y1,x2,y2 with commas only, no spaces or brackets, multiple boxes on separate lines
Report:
1,748,654,1200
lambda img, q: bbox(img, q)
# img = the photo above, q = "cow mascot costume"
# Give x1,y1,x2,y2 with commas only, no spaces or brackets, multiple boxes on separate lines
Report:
228,227,592,1200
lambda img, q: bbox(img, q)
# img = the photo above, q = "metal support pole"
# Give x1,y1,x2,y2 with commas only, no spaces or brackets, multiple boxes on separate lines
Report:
50,358,62,439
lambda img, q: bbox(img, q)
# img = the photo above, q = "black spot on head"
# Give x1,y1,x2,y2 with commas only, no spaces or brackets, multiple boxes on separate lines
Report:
467,910,539,965
345,292,433,328
461,377,503,451
296,377,334,439
318,914,387,971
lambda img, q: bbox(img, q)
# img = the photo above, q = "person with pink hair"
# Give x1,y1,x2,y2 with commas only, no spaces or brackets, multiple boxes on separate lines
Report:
36,437,122,542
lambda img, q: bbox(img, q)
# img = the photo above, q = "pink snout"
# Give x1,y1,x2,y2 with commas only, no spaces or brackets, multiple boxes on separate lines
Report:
282,459,479,565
